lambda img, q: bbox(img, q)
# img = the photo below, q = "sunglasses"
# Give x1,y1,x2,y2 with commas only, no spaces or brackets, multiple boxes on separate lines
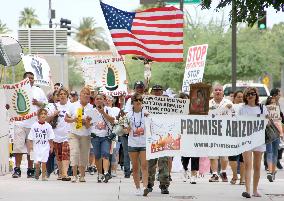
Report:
246,92,257,97
134,98,143,102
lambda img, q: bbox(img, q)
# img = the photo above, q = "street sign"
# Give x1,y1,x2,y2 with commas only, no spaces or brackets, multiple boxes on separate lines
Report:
166,0,201,4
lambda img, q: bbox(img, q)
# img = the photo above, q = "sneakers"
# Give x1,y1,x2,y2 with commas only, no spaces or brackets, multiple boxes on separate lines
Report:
267,173,273,182
124,174,131,178
111,172,117,177
143,188,149,196
220,172,228,182
103,173,111,183
273,171,277,181
71,176,78,183
147,184,153,192
183,170,188,182
161,187,169,194
135,188,142,196
62,177,71,181
12,167,21,178
169,174,172,181
277,161,283,169
190,175,197,184
209,174,219,182
97,174,102,183
79,176,86,182
27,168,35,178
42,177,48,181
88,166,94,175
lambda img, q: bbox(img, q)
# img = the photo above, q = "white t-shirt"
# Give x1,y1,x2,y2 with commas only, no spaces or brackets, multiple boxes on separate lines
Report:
67,101,93,136
108,107,120,118
238,104,268,152
127,109,147,148
124,98,132,114
90,106,115,138
16,86,48,128
28,122,55,163
47,102,71,143
209,98,233,115
232,103,244,115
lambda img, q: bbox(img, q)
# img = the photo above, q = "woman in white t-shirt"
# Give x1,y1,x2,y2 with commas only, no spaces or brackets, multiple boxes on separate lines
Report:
239,87,268,198
65,87,93,183
123,93,149,196
47,88,71,181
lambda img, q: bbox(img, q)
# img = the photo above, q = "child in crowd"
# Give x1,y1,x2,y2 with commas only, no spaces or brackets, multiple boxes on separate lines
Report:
28,108,55,181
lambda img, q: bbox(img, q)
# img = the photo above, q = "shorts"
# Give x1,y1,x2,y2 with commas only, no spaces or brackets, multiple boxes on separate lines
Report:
53,141,70,161
208,156,228,161
68,133,91,167
128,146,146,152
91,136,111,159
13,126,30,154
228,154,244,162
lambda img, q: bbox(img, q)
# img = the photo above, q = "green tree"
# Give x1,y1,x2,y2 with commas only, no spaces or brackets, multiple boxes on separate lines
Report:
0,20,10,33
68,57,84,89
202,0,284,26
76,17,110,51
19,7,41,28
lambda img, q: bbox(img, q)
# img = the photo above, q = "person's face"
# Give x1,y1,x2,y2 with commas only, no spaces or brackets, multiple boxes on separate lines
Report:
80,90,90,104
270,97,277,105
95,95,104,106
213,86,224,100
246,90,257,103
58,91,68,104
234,92,243,104
106,98,113,107
54,85,60,92
273,92,281,102
133,95,143,109
135,86,144,94
70,95,78,103
26,74,34,86
152,89,163,96
38,111,47,122
53,93,60,103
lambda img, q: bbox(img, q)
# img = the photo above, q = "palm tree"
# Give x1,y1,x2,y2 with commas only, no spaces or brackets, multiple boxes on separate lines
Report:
19,7,41,28
76,17,110,50
0,20,10,33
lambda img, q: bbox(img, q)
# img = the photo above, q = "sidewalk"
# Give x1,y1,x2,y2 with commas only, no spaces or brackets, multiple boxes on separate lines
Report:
0,167,283,201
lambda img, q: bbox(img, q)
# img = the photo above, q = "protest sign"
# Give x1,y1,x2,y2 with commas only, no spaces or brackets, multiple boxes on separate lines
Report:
182,44,208,93
22,55,51,86
145,114,267,159
143,95,189,115
2,78,36,121
266,105,281,120
81,55,127,96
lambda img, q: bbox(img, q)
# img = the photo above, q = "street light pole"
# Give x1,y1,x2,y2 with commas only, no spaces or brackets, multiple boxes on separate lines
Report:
49,0,52,28
232,0,237,92
180,0,184,11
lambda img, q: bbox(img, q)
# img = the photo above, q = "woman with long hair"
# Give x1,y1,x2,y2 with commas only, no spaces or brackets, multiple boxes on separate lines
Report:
239,87,268,198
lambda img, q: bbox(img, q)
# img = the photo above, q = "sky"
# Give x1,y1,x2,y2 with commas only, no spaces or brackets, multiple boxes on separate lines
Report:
0,0,284,38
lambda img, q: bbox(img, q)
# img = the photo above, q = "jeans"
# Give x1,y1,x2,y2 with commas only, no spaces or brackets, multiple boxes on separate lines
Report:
120,135,130,176
266,138,280,164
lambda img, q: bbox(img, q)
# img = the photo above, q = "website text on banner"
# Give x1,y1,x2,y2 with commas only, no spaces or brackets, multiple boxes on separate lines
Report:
182,44,208,93
81,56,127,96
143,95,189,114
3,78,36,121
145,114,267,160
21,55,51,86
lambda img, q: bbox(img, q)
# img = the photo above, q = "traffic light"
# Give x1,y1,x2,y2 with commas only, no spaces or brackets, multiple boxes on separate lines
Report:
60,18,71,36
258,11,267,30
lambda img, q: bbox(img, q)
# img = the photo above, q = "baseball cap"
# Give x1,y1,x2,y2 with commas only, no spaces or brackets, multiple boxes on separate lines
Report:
152,84,163,90
70,91,78,96
133,81,145,89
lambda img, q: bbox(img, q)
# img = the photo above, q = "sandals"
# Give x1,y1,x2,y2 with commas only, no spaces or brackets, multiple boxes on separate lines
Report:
242,192,251,198
230,178,238,185
252,192,262,197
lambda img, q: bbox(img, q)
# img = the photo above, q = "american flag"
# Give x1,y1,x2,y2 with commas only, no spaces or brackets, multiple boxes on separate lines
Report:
100,2,183,62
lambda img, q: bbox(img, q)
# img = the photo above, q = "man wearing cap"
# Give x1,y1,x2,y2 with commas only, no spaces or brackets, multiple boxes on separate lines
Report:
69,91,79,103
147,84,170,194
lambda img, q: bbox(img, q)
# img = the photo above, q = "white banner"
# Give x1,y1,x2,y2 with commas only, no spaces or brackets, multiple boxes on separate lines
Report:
81,55,127,96
143,95,189,115
266,105,281,120
145,114,267,159
3,78,37,121
22,55,51,86
182,44,208,93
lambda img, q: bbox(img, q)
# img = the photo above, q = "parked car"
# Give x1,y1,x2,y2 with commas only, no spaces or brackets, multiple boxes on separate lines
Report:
223,82,270,103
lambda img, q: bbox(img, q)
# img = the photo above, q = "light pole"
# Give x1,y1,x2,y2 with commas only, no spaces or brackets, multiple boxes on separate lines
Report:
231,0,237,92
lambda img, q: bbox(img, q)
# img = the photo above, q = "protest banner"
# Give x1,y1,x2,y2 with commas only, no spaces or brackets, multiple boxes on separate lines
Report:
266,105,281,120
182,44,208,93
145,114,267,159
2,78,37,121
81,55,127,96
143,95,189,115
21,55,51,86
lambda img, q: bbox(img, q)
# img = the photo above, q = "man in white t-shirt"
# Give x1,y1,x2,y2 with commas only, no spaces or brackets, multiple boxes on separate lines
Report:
208,84,233,183
9,72,48,178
